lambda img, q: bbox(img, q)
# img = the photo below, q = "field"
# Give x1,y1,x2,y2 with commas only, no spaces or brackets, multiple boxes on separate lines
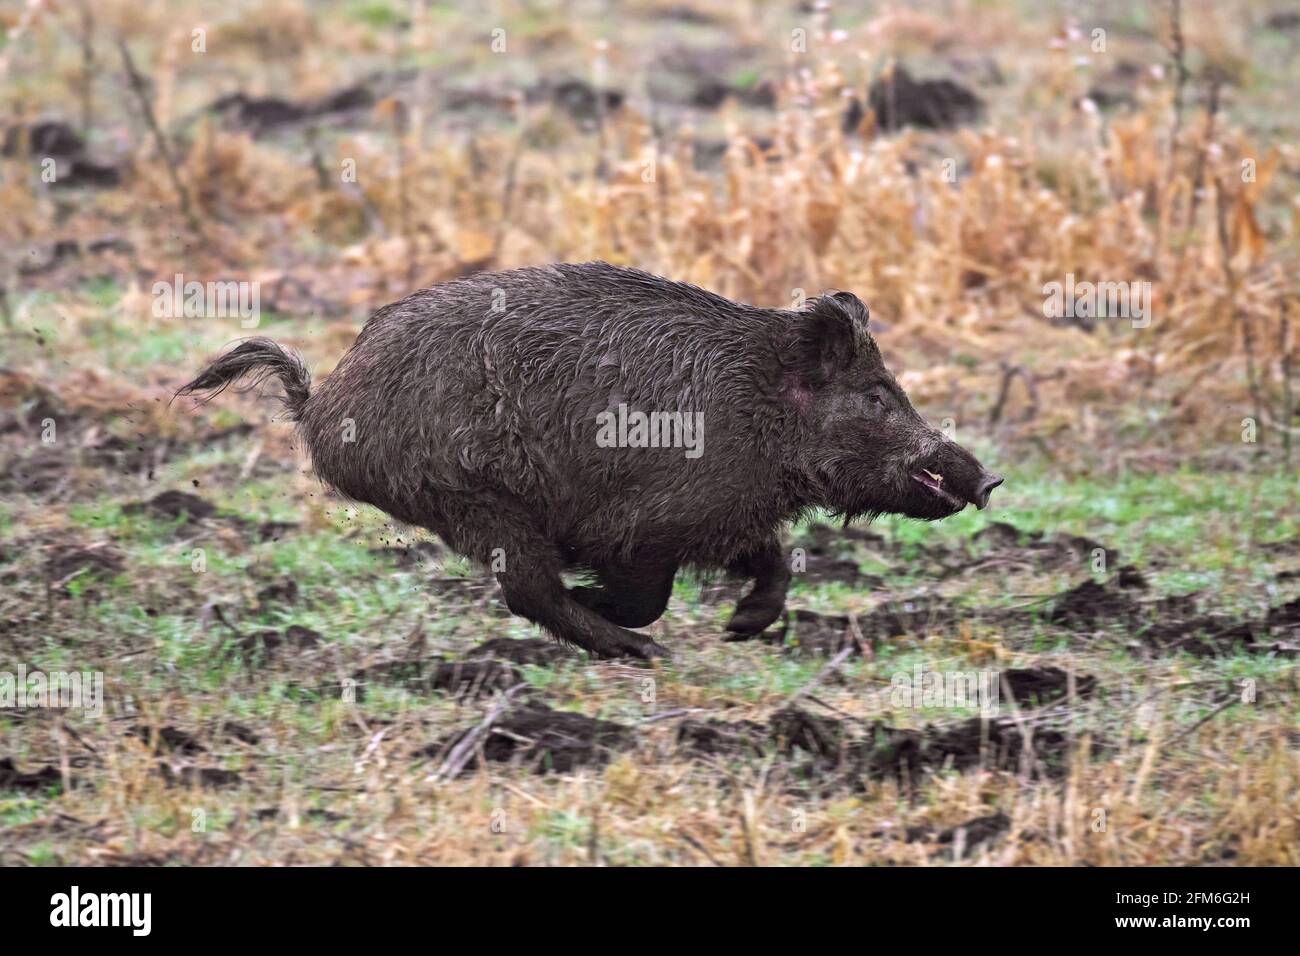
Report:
1,0,1298,866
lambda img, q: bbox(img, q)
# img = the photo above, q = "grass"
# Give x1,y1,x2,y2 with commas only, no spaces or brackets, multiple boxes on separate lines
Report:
3,409,1296,864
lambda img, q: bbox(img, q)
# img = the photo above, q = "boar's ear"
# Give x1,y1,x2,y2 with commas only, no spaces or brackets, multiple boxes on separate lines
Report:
789,292,868,389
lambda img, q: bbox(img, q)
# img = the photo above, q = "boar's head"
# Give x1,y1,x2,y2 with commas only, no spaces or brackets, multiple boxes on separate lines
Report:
780,292,1002,521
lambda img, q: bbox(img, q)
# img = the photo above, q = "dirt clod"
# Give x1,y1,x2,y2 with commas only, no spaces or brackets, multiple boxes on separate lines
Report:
465,638,569,667
255,579,299,607
421,703,634,775
904,811,1012,859
158,764,243,789
236,624,323,658
0,757,66,792
130,725,206,756
1001,667,1097,704
43,543,125,593
849,66,983,132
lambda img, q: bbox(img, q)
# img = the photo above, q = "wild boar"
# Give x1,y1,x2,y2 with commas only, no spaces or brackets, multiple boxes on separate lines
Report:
178,262,1001,659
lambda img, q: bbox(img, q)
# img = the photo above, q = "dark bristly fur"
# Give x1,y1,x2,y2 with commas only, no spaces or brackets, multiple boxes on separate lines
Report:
177,261,1001,659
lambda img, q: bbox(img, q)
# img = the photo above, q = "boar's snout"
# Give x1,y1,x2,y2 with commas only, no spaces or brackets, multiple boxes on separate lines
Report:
973,472,1003,510
904,437,1002,519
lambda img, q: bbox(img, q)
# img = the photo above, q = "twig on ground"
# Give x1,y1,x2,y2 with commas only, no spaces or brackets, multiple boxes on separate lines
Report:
431,683,526,783
790,644,855,703
117,37,203,238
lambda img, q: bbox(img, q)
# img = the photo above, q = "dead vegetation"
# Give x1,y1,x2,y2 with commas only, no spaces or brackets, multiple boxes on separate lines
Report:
1,1,1297,468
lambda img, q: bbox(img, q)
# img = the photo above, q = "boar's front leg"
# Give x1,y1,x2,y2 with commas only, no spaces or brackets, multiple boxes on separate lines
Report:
724,537,790,637
571,558,677,629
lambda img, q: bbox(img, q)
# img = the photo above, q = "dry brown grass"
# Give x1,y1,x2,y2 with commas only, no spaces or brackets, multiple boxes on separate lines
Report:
3,1,1297,469
6,650,1296,866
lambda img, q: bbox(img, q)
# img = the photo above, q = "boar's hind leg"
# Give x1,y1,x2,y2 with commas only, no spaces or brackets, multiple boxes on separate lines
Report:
725,538,790,637
441,497,670,660
501,560,672,660
571,559,677,629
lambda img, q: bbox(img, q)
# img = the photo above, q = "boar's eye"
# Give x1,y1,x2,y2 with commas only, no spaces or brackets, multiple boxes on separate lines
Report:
866,388,889,410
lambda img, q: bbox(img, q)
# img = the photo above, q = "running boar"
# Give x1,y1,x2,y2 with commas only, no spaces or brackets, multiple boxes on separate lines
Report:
178,262,1001,659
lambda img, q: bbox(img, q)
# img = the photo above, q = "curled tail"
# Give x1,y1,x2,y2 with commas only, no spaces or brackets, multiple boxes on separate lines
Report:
175,337,311,419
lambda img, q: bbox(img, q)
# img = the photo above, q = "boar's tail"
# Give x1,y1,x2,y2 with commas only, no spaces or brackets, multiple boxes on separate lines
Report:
174,337,311,420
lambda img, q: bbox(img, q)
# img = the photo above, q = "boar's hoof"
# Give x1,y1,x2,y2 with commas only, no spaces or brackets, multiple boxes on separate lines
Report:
638,638,672,660
725,596,785,637
600,633,671,661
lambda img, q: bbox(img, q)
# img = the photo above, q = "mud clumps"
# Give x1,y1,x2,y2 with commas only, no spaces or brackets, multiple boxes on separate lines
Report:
129,725,206,756
43,543,126,595
804,559,883,588
157,764,243,790
1048,579,1139,629
675,718,769,758
780,609,851,655
254,578,299,608
857,716,1089,785
846,66,983,133
121,490,298,545
351,657,519,702
676,707,848,767
784,520,1120,591
126,721,259,763
2,119,122,189
533,78,624,123
1266,596,1300,628
969,522,1032,549
1002,666,1097,704
222,721,261,745
465,637,570,667
236,624,324,659
903,811,1012,859
208,84,376,137
425,659,521,698
421,703,635,775
0,386,259,500
676,705,1097,788
122,725,245,789
790,523,887,587
254,520,299,543
19,237,134,279
958,522,1120,577
1048,576,1300,658
768,707,848,759
0,448,68,495
343,638,568,702
254,806,345,824
796,523,888,554
781,600,956,657
1142,606,1300,658
3,120,85,157
647,47,776,111
0,757,67,793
